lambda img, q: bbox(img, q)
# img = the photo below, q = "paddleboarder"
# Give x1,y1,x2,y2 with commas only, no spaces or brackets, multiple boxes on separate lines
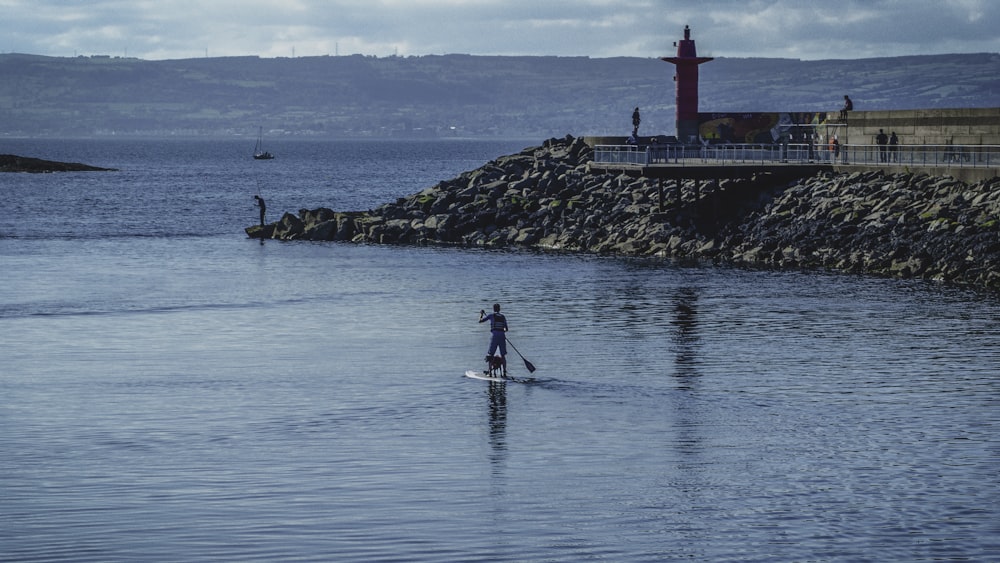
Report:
479,303,508,377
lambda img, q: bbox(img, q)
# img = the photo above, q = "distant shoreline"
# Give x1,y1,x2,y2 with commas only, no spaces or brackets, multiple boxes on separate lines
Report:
3,51,996,138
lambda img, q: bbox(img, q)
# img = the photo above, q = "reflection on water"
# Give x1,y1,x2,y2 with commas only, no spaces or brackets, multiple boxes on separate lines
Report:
671,286,700,386
487,381,507,465
669,286,704,466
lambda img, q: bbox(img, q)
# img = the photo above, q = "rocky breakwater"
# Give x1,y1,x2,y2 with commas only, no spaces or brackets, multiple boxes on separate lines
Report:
248,134,1000,290
722,171,1000,288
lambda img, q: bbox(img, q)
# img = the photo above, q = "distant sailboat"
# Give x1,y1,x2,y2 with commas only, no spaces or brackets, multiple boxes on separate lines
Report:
253,127,274,160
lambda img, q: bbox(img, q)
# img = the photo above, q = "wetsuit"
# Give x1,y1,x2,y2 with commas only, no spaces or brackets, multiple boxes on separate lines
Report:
481,312,508,358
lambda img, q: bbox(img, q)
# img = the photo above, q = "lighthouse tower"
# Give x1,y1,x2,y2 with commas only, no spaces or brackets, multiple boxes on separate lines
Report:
661,25,713,142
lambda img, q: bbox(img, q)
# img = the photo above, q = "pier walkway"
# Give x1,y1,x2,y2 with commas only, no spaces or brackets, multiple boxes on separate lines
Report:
591,143,1000,182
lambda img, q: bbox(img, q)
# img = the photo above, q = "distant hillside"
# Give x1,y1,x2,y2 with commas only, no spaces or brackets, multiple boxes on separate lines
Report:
0,52,997,138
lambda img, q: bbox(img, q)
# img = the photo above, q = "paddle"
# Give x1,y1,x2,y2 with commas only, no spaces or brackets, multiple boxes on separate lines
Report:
505,337,536,373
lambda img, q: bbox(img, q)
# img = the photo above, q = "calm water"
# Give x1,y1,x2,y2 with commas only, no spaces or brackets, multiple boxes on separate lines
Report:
2,138,999,562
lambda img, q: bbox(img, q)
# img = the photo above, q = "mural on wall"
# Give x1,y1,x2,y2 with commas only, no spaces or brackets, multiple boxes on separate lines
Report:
697,112,832,143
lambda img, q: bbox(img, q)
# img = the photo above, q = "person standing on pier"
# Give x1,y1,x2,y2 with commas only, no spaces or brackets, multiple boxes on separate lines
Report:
840,95,853,121
889,131,899,162
632,107,641,136
876,129,889,162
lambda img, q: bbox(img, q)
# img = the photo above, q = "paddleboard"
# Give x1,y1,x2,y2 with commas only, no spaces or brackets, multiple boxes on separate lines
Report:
464,370,535,384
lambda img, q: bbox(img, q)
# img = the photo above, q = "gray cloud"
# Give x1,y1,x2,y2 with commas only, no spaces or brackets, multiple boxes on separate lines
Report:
2,0,997,60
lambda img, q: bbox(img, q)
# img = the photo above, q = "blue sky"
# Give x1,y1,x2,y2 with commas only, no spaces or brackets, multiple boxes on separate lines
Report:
2,0,997,61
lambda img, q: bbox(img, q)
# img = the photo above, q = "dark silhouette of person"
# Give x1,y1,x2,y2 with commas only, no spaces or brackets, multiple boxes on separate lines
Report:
479,303,508,377
632,107,641,136
876,129,889,162
889,131,899,162
840,95,853,120
254,195,266,227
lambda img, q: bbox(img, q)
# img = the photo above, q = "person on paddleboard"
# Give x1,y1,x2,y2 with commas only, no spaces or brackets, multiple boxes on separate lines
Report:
479,303,508,376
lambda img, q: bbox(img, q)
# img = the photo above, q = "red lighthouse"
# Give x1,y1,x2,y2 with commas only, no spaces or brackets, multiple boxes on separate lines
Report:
661,25,713,142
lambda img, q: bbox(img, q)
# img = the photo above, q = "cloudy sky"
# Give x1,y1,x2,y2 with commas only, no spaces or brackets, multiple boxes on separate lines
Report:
2,0,997,61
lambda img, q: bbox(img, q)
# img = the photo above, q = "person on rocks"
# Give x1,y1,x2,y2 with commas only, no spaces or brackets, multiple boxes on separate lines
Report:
632,107,641,136
254,195,266,228
479,303,508,377
876,129,889,162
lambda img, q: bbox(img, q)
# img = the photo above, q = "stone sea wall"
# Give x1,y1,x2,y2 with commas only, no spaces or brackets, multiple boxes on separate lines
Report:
249,135,1000,290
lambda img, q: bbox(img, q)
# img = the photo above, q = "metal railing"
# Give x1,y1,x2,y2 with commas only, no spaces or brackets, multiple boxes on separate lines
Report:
838,144,1000,168
593,143,1000,169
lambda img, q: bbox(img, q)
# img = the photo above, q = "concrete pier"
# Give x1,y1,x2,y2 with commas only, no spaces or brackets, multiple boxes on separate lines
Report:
588,108,1000,183
839,107,1000,146
833,108,1000,182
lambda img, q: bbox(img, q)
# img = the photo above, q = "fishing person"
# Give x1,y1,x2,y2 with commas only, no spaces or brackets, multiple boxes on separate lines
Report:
479,303,508,377
252,195,267,244
253,195,266,228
